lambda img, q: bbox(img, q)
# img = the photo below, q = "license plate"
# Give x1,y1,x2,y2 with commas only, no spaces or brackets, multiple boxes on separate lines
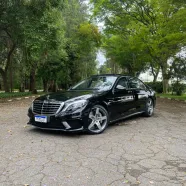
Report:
35,115,47,123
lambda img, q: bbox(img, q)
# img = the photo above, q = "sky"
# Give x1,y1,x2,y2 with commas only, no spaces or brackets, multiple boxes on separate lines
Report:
96,50,106,67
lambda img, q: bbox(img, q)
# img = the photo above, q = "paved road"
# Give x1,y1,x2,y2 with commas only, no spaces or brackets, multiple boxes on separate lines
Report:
0,98,186,186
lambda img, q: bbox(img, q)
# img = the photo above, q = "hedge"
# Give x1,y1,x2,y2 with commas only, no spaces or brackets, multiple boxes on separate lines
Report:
145,82,163,93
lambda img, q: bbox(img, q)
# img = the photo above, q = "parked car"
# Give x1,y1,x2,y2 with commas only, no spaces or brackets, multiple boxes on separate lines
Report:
28,74,156,134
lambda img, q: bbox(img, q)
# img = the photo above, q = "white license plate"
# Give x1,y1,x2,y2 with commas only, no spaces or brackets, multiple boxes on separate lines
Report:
35,116,47,123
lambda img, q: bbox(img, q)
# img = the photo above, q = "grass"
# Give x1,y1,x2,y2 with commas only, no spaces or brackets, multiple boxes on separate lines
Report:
1,91,186,100
0,92,44,99
157,93,186,100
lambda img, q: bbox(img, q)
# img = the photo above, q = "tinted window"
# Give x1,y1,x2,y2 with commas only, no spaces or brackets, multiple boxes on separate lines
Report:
128,78,146,90
115,77,128,89
71,76,117,91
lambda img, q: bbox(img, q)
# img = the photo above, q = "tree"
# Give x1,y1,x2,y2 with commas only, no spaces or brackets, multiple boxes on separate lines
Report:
0,0,100,93
0,0,23,92
21,0,66,93
0,0,66,92
60,1,101,88
91,0,186,93
171,57,186,81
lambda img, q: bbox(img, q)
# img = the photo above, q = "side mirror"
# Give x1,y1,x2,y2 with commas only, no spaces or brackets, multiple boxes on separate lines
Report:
116,85,126,90
114,85,127,93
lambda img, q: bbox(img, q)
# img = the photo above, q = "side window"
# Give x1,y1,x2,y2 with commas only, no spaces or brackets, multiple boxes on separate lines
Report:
115,78,128,89
128,78,146,90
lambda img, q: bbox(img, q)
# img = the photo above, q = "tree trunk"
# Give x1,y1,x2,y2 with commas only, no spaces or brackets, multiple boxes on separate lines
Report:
10,58,13,92
153,71,159,83
6,40,15,92
0,40,15,93
153,75,158,83
162,78,168,94
29,68,36,93
1,71,10,92
43,79,48,92
50,80,58,92
19,82,25,92
150,64,160,83
161,66,169,93
54,81,58,92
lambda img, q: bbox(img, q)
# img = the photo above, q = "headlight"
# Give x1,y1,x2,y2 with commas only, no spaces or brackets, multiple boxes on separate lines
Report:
63,100,88,113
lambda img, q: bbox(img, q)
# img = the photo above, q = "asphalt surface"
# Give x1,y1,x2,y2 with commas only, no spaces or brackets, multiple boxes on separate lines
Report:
0,98,186,186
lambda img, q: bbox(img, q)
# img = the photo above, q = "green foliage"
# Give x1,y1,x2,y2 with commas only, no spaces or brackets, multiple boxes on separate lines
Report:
91,0,186,93
103,34,149,76
157,93,186,100
145,82,163,93
0,0,100,92
170,57,186,81
59,1,101,87
99,64,111,74
0,91,45,99
171,82,186,96
0,92,32,99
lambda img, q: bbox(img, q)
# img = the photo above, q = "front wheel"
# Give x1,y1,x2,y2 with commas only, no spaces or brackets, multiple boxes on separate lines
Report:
87,105,109,134
144,98,154,117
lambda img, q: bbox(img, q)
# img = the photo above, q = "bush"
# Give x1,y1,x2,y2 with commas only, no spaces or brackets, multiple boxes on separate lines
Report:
171,82,186,96
0,91,45,99
145,82,163,93
0,92,32,99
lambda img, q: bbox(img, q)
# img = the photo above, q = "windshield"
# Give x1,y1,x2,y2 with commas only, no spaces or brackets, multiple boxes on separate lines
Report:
71,76,117,91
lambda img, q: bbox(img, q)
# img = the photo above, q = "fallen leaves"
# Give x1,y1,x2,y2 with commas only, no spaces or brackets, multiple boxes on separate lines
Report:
123,180,129,183
7,130,13,136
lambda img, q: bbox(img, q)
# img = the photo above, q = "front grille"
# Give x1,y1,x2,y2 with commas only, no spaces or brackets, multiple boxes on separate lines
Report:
33,100,63,115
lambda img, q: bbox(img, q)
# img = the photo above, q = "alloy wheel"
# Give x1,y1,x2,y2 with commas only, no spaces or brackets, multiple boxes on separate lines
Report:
147,98,154,116
88,105,108,133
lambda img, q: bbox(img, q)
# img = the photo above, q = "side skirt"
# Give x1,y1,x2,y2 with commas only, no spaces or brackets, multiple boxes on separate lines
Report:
109,111,145,124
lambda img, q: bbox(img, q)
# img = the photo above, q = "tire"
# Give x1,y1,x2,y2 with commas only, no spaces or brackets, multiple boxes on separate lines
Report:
87,105,109,134
144,98,154,117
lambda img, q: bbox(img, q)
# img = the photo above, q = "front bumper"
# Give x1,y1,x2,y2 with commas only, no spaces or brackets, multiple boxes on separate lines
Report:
27,108,89,132
27,123,84,132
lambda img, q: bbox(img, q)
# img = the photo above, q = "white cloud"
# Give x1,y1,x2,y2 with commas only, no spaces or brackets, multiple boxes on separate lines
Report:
96,50,106,67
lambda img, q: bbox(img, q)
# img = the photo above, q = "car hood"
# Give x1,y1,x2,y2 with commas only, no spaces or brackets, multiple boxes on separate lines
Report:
35,90,106,102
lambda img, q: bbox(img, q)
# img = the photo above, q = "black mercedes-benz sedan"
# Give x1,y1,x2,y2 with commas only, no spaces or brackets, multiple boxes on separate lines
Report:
28,74,156,134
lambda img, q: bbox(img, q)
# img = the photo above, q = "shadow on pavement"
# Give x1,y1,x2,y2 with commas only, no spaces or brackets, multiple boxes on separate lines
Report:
27,113,158,137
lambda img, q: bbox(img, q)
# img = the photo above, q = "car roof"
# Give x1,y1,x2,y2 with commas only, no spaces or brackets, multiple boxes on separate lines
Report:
91,74,130,78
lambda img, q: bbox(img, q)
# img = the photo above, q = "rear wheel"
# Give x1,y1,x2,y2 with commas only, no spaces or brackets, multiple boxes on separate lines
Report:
87,105,108,134
144,98,154,117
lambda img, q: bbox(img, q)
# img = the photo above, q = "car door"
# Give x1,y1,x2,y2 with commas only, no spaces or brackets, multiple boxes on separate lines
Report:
108,77,135,121
128,77,148,112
